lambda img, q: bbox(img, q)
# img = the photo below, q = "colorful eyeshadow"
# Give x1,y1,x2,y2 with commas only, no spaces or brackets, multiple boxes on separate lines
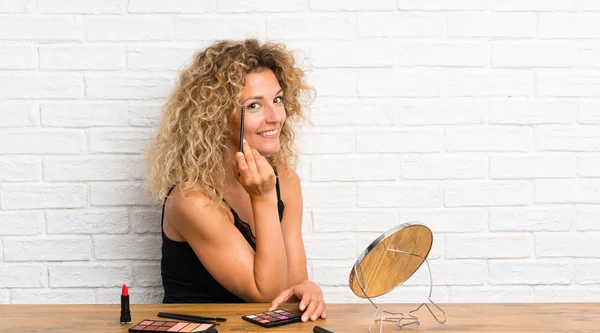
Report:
155,327,170,332
180,323,199,332
129,320,214,333
141,321,154,325
192,324,212,332
144,326,159,330
163,322,177,327
242,309,302,328
167,323,189,332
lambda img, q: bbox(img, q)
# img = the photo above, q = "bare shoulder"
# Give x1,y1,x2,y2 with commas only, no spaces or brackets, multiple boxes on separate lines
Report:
276,166,301,197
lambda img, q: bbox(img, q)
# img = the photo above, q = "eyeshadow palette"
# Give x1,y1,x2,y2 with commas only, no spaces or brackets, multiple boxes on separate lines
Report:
128,319,215,332
242,309,302,328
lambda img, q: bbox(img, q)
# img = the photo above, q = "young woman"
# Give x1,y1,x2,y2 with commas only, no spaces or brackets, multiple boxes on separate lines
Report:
146,39,326,322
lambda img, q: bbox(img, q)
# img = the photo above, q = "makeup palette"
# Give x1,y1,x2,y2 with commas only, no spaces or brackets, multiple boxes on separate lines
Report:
129,319,215,332
242,309,302,328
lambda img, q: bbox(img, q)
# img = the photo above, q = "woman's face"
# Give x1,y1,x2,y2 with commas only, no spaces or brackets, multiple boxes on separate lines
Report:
228,69,286,155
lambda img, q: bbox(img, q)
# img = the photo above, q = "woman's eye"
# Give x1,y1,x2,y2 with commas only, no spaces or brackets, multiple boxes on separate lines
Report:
274,96,283,103
248,102,260,109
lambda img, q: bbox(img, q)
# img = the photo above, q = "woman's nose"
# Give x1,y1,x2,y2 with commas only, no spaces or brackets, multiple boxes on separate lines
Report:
264,103,283,123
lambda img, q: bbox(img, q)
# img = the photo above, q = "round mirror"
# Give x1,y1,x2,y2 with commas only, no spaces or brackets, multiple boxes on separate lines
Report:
349,223,433,299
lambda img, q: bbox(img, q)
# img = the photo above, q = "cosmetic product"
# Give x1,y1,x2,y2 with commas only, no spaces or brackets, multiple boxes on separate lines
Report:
239,106,245,153
242,309,301,328
120,284,131,324
157,312,226,323
129,319,216,332
313,326,335,333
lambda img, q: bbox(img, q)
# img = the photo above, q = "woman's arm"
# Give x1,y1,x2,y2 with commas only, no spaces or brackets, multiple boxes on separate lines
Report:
166,143,288,302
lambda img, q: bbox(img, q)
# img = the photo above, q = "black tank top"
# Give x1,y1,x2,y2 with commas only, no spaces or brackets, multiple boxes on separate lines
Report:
160,177,285,303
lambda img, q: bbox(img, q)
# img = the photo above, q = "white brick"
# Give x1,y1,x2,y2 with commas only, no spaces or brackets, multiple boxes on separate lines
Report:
399,208,487,233
535,286,600,302
357,130,443,153
41,103,129,127
175,15,264,40
580,47,600,68
492,42,577,68
90,182,151,206
298,131,354,154
0,102,37,127
490,99,576,125
441,71,534,97
130,209,161,233
398,42,488,67
579,101,600,124
0,73,83,99
448,13,536,38
46,209,129,234
44,156,145,181
267,14,354,40
307,69,356,97
312,261,354,286
130,0,216,13
0,44,35,69
537,73,600,97
491,0,577,11
430,261,487,286
302,183,355,208
48,263,132,287
0,129,85,154
89,129,153,154
313,209,397,232
357,70,439,97
219,0,307,12
489,261,570,285
401,154,487,180
400,99,486,125
536,127,600,152
133,263,161,287
539,14,600,39
0,157,41,182
311,39,397,68
574,260,600,284
536,232,600,258
0,211,42,235
357,183,442,208
3,237,90,261
490,207,571,232
536,180,600,204
0,16,83,41
446,234,531,259
93,235,161,260
0,265,43,287
447,128,531,152
127,47,197,71
39,45,124,70
398,0,487,10
304,235,356,259
445,181,533,207
129,103,162,127
11,289,95,304
86,17,172,41
310,0,393,11
312,156,399,181
309,98,396,127
96,286,163,304
86,74,172,100
1,183,87,209
358,13,446,37
39,0,125,13
0,0,33,12
575,207,600,231
0,290,8,304
450,286,533,302
375,286,449,303
491,154,577,179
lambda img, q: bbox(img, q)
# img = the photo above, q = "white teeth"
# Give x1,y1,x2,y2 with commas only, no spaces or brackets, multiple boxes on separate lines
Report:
259,129,278,136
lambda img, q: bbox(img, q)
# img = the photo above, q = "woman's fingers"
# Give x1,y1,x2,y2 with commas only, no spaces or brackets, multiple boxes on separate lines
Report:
242,139,258,175
269,287,293,311
301,294,318,322
312,300,326,321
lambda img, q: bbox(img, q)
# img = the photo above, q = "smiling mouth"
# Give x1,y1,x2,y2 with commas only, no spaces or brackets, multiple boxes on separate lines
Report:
258,129,279,137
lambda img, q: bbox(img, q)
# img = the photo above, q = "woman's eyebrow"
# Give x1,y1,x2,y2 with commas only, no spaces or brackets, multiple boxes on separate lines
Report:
242,89,283,104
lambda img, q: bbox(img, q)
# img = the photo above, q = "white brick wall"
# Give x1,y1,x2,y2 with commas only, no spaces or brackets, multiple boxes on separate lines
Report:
0,1,599,305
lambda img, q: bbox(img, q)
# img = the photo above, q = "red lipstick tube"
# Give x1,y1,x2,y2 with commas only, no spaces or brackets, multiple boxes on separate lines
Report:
120,284,131,324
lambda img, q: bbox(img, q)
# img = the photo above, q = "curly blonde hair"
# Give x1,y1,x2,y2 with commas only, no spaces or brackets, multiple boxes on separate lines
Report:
146,39,314,204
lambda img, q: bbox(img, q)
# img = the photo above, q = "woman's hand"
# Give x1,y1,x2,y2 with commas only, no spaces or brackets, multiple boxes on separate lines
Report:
235,139,276,200
269,280,327,322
